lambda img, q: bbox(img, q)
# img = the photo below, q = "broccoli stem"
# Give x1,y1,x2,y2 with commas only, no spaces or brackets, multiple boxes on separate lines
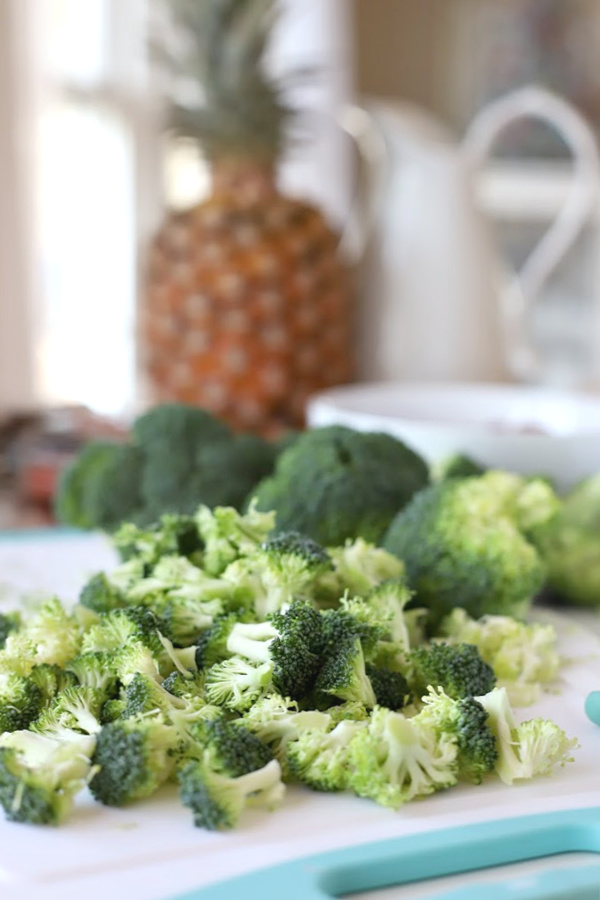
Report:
226,623,278,664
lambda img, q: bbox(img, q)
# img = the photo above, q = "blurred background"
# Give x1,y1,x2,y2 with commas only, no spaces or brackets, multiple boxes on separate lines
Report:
2,0,600,521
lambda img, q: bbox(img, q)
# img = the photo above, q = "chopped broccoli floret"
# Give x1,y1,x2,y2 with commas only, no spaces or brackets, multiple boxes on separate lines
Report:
409,642,496,701
0,598,82,671
0,675,45,733
319,539,406,604
0,612,21,650
347,706,458,808
321,595,392,660
416,687,498,783
476,687,578,785
79,573,127,614
89,715,179,806
121,672,186,720
177,753,284,830
439,609,561,705
252,426,429,546
67,651,119,697
162,670,206,701
113,514,203,566
314,635,377,708
196,503,276,576
241,695,331,766
286,720,366,791
204,658,273,712
365,664,411,711
0,730,95,825
384,473,554,625
31,686,104,737
191,716,273,777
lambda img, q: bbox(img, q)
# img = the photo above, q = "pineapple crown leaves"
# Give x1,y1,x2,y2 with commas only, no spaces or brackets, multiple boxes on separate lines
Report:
157,0,300,163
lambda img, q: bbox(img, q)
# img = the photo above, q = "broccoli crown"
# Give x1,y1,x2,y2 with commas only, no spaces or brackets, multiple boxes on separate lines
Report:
410,642,496,700
365,664,410,711
286,720,366,792
0,676,45,733
417,688,498,783
83,444,145,532
194,717,273,777
177,754,284,830
252,426,429,546
383,475,547,625
432,454,485,482
54,441,127,530
89,716,178,806
0,612,20,650
261,531,333,573
314,635,377,708
79,572,127,614
269,601,325,658
347,707,458,808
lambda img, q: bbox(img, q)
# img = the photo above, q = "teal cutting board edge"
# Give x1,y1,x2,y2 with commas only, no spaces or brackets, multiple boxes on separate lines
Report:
171,805,600,900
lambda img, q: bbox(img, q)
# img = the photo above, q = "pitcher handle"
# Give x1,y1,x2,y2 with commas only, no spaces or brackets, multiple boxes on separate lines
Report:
335,102,389,267
463,85,600,381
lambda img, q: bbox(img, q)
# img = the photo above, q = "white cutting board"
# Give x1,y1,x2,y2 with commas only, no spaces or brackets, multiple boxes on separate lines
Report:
0,532,599,900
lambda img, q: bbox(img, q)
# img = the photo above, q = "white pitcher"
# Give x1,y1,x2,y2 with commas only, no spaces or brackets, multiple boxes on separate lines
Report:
349,86,600,386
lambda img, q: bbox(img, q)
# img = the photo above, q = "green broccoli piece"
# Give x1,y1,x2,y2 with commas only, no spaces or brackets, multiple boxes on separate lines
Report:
113,513,203,566
252,426,429,546
190,716,274,777
439,608,561,706
365,664,411,711
314,635,377,708
476,687,578,785
67,651,120,697
286,720,367,791
0,730,95,825
532,473,600,607
54,441,134,530
321,594,393,660
81,606,166,659
194,612,248,671
82,444,145,532
0,598,83,671
241,695,331,767
383,473,552,625
416,687,498,783
79,572,128,614
196,503,276,576
224,603,323,700
0,675,45,733
121,672,187,720
89,715,179,806
347,706,458,809
31,686,104,737
409,642,496,701
314,539,406,607
326,701,370,726
177,753,284,830
204,658,273,712
0,612,20,649
100,699,127,724
431,453,486,482
162,670,206,701
29,663,78,700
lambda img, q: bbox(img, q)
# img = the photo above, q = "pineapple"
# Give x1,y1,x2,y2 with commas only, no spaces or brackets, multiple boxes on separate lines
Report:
142,0,353,435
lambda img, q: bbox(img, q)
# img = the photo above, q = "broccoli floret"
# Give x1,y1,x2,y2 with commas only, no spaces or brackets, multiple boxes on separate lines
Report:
101,699,127,724
1,598,82,671
192,434,279,511
113,514,203,566
409,642,496,701
532,473,600,607
347,706,458,808
204,658,273,712
0,730,95,825
0,612,20,649
177,753,284,830
326,701,370,726
439,608,561,705
431,453,486,481
121,672,186,719
321,595,392,660
194,612,246,670
82,444,145,532
196,503,276,576
476,687,578,785
79,572,127,614
0,675,45,733
162,670,206,701
314,635,377,708
29,663,78,701
54,441,135,530
252,426,429,546
241,695,331,767
67,651,120,697
191,717,273,777
224,603,322,700
89,716,179,806
416,687,498,783
365,664,411,711
81,606,166,660
383,473,551,625
31,686,104,737
315,539,406,606
286,720,367,791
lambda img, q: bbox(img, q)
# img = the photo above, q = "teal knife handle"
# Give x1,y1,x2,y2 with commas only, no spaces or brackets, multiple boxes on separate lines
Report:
433,862,600,900
174,806,600,900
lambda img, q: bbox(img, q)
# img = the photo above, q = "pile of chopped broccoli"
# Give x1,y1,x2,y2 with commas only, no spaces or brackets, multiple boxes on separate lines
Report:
252,425,429,546
55,403,282,531
383,472,557,626
0,495,576,830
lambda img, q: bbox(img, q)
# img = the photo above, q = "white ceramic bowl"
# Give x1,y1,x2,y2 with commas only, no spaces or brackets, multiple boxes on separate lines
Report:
306,382,600,491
